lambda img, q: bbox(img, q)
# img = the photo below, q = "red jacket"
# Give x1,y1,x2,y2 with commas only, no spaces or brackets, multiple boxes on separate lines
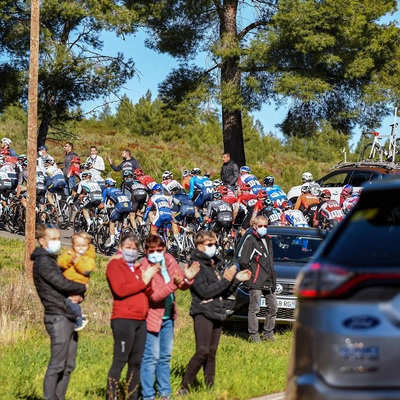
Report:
106,257,151,320
140,253,192,333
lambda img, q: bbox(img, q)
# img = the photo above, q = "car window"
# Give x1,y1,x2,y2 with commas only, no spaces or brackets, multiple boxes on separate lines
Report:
326,192,400,266
271,234,323,263
348,170,380,187
318,171,349,188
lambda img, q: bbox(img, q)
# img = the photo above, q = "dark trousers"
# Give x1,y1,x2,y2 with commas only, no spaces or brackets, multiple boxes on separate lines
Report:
65,297,82,318
43,314,78,400
107,319,147,400
181,314,223,390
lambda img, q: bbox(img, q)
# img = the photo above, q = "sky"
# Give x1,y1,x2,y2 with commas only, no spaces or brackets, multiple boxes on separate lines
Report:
83,9,400,149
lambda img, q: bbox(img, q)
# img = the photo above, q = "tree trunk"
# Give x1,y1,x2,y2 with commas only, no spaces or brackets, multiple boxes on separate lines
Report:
220,0,246,167
37,116,50,147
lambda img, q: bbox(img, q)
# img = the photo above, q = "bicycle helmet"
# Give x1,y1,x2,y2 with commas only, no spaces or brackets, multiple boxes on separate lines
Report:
302,172,313,182
320,189,331,199
71,156,81,163
1,137,11,145
263,175,274,187
22,160,28,166
45,156,55,165
105,178,116,186
18,154,27,161
240,166,251,174
162,170,173,180
217,185,229,195
123,170,133,178
311,186,321,197
191,167,201,175
213,179,223,187
257,189,268,200
38,145,47,151
240,183,251,192
301,183,311,193
134,168,144,177
281,200,293,210
169,182,181,194
181,169,191,178
263,198,273,207
80,170,92,179
212,191,222,200
342,184,353,196
152,183,163,192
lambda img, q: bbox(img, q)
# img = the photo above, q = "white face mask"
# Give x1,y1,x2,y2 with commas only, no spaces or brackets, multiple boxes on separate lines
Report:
46,240,61,254
204,245,216,258
122,249,138,263
147,251,164,264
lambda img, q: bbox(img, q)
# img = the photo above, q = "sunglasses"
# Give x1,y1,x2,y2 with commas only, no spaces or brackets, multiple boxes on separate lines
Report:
147,248,164,253
202,242,217,247
256,225,268,228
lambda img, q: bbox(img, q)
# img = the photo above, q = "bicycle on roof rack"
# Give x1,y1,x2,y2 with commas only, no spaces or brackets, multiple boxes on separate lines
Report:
361,107,400,163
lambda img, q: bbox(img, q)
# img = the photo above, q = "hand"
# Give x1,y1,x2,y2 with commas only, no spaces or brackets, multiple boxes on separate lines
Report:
68,294,84,304
183,261,200,280
173,274,184,286
142,263,160,285
223,265,237,282
235,269,252,282
108,156,112,164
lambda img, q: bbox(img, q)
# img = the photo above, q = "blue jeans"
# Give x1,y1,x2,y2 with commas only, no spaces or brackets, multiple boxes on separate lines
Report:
43,314,78,400
140,318,174,399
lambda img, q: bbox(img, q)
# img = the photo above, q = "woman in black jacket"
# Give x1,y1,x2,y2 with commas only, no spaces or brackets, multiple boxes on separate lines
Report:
179,230,250,394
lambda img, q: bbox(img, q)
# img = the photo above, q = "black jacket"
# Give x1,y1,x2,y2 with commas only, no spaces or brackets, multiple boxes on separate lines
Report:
110,157,140,173
31,247,86,321
235,228,276,290
220,160,239,186
188,248,240,321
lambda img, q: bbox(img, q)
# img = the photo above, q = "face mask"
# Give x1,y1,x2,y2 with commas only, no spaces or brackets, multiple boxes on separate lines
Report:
122,249,138,263
147,251,164,264
257,227,268,237
204,245,216,258
46,240,61,254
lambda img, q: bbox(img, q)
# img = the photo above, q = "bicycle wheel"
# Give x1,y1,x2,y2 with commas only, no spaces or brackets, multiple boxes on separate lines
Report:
42,203,58,226
96,224,113,255
57,200,71,230
6,203,23,233
73,211,87,233
361,142,381,161
181,230,195,263
166,230,180,261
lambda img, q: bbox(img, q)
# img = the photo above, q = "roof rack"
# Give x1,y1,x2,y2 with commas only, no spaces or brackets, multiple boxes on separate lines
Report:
330,160,400,171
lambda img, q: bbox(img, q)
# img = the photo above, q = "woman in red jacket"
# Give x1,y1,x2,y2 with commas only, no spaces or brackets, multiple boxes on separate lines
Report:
106,233,159,400
139,236,200,400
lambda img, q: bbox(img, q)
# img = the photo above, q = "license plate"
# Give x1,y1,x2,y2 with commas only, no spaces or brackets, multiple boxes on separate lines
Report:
260,297,296,309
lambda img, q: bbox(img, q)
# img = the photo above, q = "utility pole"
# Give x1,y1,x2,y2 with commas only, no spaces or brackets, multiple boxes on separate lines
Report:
25,0,40,278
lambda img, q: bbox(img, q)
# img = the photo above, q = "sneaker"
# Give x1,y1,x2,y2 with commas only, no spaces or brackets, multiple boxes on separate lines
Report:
248,334,262,343
177,388,189,397
105,239,115,248
74,317,88,332
261,333,275,342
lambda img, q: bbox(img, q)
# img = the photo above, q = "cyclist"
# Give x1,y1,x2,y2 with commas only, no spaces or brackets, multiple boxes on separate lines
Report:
143,183,173,236
217,185,237,205
340,184,354,206
1,155,18,191
257,198,283,226
17,154,27,174
294,182,320,219
313,189,344,230
237,166,263,195
43,157,66,195
232,183,258,236
100,177,132,247
187,168,215,209
121,170,148,229
161,170,184,195
342,190,360,215
73,170,103,230
280,200,308,227
0,161,13,207
263,175,288,207
134,168,157,193
205,191,234,234
181,169,192,191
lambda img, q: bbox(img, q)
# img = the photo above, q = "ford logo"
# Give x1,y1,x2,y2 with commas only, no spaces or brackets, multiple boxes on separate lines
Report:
275,284,283,295
343,316,380,329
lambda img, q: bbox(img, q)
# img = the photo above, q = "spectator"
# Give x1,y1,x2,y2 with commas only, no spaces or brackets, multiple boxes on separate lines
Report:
178,230,251,395
62,142,78,197
31,224,87,400
37,145,53,173
85,145,105,173
220,152,239,191
140,235,200,400
1,137,17,157
108,149,140,175
236,215,277,342
105,233,159,400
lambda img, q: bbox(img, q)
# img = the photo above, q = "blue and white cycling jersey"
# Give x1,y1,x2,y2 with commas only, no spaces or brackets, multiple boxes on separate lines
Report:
265,185,287,207
188,175,214,207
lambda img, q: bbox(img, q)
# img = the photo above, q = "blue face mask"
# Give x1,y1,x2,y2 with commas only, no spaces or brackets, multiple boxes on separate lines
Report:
257,227,268,237
122,249,138,263
147,251,164,264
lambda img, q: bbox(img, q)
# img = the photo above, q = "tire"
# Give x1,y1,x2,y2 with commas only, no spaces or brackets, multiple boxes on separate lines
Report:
6,203,23,233
57,200,71,230
96,224,113,255
166,232,180,261
73,211,87,233
42,203,58,226
361,142,381,161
